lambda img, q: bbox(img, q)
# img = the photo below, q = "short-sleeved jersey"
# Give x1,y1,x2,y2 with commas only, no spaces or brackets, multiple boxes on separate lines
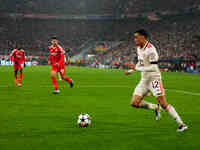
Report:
137,42,161,80
10,49,25,64
48,45,65,65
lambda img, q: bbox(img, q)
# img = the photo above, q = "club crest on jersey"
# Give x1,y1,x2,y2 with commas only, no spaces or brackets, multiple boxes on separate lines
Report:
16,52,22,58
51,52,57,56
16,55,21,58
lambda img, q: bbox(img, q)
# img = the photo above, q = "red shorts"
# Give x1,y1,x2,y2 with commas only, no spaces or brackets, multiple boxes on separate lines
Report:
13,63,24,70
51,65,66,75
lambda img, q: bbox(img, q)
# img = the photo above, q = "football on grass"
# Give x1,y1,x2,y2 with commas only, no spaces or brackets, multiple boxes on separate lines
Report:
77,113,91,127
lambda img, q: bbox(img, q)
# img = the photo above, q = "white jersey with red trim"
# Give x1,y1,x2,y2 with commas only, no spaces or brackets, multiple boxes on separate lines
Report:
136,42,161,80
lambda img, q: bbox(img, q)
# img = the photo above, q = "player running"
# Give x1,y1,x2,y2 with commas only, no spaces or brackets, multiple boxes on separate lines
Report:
48,37,73,94
125,29,188,132
9,44,26,87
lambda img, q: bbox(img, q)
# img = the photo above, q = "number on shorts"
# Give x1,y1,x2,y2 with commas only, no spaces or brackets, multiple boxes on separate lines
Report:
138,59,144,66
152,80,159,89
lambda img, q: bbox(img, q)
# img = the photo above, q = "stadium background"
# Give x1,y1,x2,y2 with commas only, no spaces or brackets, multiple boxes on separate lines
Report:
0,0,200,73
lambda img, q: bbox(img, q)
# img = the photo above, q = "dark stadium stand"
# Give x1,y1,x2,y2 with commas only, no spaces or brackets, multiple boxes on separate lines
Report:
0,0,200,14
0,0,200,71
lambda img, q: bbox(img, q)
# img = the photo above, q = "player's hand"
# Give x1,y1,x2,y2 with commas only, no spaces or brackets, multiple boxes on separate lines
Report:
129,63,136,70
124,70,133,75
48,61,51,65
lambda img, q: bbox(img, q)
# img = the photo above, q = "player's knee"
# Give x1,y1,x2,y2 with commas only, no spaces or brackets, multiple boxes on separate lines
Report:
130,101,140,108
130,95,142,108
51,71,56,77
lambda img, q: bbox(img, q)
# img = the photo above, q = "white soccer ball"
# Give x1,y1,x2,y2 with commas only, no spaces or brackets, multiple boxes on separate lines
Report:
77,113,91,127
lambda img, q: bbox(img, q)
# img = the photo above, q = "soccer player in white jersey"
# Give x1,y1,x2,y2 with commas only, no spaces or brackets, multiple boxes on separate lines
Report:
125,29,188,132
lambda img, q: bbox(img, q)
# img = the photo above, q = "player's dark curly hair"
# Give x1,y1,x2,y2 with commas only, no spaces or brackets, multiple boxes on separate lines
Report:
51,36,58,40
134,29,149,38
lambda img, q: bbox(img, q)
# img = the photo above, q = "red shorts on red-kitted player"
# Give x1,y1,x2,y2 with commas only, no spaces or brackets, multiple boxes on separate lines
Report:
13,62,24,70
51,65,66,75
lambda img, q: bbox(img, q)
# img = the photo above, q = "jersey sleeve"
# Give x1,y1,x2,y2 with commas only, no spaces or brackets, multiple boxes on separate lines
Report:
9,50,15,61
136,48,143,67
48,47,53,62
48,55,52,62
22,50,26,62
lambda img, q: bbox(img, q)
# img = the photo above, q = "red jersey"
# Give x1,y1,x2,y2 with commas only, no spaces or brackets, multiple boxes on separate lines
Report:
48,45,65,66
10,49,25,64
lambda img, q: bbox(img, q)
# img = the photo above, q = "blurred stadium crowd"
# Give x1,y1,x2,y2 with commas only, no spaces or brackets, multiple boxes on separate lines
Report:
1,0,200,15
0,0,200,72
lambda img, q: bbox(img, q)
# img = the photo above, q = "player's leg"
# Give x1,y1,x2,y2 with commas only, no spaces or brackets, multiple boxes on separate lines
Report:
157,95,187,132
59,68,74,88
18,69,23,86
51,69,59,94
58,72,62,81
131,80,158,110
150,79,187,131
130,95,158,110
14,69,18,85
130,95,142,108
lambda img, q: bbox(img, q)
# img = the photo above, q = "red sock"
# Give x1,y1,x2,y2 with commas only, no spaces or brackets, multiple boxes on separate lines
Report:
19,72,23,83
51,76,58,90
64,76,72,83
14,72,18,83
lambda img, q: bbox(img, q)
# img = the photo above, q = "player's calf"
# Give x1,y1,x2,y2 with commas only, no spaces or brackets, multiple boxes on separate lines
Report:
157,96,188,131
14,69,18,85
51,71,59,91
60,74,74,88
18,69,23,84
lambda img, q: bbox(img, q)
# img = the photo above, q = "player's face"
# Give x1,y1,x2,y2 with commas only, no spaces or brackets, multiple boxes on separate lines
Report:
16,44,22,50
51,39,58,46
134,33,145,47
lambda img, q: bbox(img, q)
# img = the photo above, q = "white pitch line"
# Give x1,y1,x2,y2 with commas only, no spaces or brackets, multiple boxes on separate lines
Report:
165,89,200,96
0,85,199,96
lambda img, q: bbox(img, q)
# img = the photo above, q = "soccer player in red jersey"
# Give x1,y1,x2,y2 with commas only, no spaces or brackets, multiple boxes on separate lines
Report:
9,44,26,87
48,37,73,94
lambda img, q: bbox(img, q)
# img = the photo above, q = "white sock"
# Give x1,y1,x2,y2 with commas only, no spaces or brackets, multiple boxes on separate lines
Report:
167,105,183,125
140,101,157,110
58,73,62,80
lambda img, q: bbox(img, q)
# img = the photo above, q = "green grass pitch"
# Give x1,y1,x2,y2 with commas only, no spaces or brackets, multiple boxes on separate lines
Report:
0,66,200,150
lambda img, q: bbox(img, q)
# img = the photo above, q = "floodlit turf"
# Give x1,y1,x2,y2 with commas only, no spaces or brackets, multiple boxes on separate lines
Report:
0,66,200,150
